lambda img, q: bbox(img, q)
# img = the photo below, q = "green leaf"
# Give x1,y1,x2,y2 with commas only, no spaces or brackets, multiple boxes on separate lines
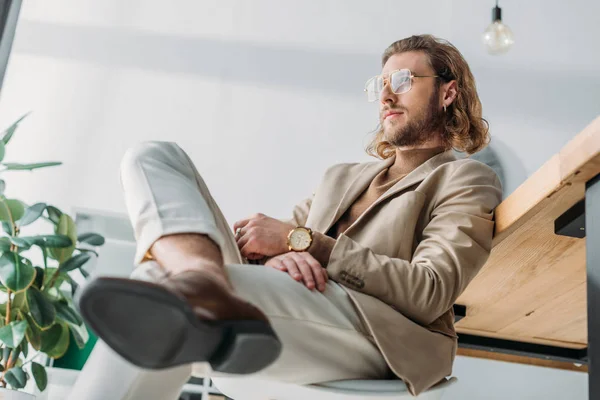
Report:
41,267,57,289
12,291,28,313
49,215,76,263
77,232,105,246
76,247,99,257
0,236,10,251
64,274,79,296
19,235,71,249
26,287,56,329
80,268,89,279
16,203,47,227
0,320,27,347
33,266,44,289
2,346,9,362
59,253,91,273
0,253,36,292
0,141,5,163
0,180,4,196
8,236,33,249
67,322,89,349
2,162,62,171
21,340,28,358
46,206,62,225
11,345,21,365
23,313,41,350
55,302,82,325
1,112,30,145
0,198,25,224
31,362,47,391
39,323,61,352
4,366,27,389
1,221,11,234
44,287,62,302
42,323,69,358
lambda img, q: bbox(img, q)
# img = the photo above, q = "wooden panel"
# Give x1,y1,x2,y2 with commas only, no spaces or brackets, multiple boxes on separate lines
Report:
457,348,588,372
499,282,588,344
491,153,562,245
559,117,600,184
455,116,600,346
492,116,600,245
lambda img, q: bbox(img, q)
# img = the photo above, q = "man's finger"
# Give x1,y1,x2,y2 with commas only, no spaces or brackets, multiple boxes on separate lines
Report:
290,253,317,290
233,218,252,232
299,254,326,291
265,258,287,271
240,238,257,258
282,258,302,282
302,253,327,289
236,232,249,250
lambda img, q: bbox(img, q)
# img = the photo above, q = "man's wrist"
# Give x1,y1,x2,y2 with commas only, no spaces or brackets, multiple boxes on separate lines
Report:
286,226,313,252
307,232,335,267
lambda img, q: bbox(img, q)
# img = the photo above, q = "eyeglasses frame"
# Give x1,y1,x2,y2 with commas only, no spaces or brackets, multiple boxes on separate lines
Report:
364,68,439,101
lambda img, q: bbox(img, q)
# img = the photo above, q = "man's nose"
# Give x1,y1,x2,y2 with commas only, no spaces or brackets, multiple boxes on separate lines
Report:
379,81,397,106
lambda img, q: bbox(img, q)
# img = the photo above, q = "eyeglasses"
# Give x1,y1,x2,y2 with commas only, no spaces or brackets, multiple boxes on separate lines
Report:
364,69,439,102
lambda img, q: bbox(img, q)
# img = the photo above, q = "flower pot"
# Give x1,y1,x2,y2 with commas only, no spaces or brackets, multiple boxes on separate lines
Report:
0,388,35,400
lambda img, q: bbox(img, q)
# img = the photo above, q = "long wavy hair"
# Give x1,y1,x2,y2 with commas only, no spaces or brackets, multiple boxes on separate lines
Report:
366,34,490,159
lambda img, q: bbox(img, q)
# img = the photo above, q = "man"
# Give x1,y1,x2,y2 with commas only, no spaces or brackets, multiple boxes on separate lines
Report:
70,34,502,399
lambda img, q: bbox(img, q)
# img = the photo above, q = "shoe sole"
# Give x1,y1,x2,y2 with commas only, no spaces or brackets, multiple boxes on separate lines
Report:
78,277,282,374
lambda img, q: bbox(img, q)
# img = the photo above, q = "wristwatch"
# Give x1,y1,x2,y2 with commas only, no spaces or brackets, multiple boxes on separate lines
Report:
287,226,313,252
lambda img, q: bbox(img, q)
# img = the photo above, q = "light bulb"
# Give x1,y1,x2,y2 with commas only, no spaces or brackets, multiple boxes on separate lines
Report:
482,5,514,55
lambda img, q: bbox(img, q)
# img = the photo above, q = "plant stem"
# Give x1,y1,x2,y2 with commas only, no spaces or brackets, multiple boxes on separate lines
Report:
0,346,5,386
20,351,40,367
5,349,15,370
5,290,10,326
42,246,48,270
0,348,14,383
76,248,98,257
46,269,61,290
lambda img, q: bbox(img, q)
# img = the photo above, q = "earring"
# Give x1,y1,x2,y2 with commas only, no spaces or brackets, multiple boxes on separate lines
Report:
443,105,447,112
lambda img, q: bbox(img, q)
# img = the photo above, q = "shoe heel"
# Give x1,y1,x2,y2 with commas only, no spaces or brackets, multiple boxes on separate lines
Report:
209,321,282,374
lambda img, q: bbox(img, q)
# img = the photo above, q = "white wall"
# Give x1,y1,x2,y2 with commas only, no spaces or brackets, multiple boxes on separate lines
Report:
0,0,596,398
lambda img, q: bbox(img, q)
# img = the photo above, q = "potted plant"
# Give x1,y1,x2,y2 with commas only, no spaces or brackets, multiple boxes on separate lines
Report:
0,114,104,398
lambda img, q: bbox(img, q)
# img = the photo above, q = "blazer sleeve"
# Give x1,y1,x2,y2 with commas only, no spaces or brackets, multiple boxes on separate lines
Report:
281,196,313,227
326,162,503,326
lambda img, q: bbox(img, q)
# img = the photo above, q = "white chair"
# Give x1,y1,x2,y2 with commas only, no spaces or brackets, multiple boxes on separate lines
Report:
211,376,457,400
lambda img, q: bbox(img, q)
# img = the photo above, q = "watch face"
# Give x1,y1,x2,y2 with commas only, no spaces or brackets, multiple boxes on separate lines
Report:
290,229,311,250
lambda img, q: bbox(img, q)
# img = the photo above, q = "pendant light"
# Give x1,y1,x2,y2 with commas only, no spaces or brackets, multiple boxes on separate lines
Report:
482,0,515,54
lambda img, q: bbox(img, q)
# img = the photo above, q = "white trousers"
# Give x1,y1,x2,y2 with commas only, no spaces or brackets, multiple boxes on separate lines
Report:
67,141,389,400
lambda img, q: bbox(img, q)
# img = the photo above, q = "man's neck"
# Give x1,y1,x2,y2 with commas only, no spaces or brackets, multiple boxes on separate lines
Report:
391,137,448,175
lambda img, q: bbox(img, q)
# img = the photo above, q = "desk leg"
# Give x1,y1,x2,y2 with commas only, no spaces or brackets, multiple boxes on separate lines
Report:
586,172,600,400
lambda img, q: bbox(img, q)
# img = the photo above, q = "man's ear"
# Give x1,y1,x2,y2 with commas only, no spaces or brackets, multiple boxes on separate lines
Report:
441,80,458,108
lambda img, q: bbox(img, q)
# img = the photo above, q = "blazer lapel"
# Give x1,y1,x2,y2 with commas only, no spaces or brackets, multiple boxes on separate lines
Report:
339,149,458,235
318,157,395,234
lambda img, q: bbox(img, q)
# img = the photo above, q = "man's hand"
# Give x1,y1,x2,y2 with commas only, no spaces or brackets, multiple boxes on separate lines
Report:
265,252,328,292
233,213,296,260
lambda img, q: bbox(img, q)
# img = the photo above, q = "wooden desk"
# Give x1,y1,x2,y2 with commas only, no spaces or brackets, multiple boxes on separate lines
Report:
453,116,600,397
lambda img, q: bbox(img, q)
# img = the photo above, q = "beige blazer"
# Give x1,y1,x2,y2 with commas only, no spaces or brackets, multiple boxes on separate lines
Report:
287,149,503,396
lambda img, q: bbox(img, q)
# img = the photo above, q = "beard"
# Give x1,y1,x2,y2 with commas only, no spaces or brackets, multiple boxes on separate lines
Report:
382,88,446,148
